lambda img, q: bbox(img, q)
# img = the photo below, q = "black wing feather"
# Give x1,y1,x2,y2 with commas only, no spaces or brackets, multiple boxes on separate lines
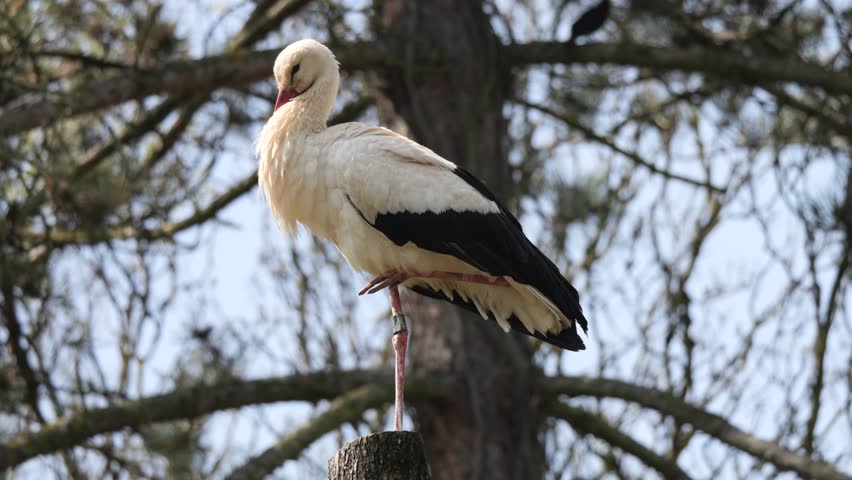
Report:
352,166,588,350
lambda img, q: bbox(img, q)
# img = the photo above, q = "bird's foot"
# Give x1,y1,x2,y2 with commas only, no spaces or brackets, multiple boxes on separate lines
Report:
358,270,414,295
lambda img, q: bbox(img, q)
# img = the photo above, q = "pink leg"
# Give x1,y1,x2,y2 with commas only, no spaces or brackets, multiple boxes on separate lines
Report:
389,285,407,432
361,271,508,431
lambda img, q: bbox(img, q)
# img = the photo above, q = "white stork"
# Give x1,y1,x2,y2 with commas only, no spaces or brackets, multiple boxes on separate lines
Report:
258,39,588,431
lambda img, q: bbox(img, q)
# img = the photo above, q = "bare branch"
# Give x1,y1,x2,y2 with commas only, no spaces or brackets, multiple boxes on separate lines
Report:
544,401,691,480
761,85,852,139
540,377,851,480
0,370,454,470
224,384,389,480
4,367,848,479
0,283,45,423
71,95,194,180
514,97,724,193
803,250,849,454
229,0,316,49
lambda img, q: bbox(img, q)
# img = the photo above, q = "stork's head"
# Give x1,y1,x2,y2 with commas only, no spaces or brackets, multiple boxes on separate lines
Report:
271,39,339,115
257,40,339,176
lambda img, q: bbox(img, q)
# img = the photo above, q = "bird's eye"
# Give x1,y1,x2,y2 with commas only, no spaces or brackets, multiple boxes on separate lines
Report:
291,64,300,81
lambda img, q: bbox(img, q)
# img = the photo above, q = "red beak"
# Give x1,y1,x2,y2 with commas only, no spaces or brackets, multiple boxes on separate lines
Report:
274,89,298,112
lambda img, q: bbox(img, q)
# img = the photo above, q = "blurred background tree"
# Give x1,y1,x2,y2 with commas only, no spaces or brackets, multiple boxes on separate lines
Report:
1,0,851,478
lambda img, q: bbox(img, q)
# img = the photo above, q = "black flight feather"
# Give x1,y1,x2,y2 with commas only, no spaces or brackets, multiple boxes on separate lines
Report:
410,284,585,351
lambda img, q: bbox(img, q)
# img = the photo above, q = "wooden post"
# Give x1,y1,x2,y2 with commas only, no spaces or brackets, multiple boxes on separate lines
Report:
328,432,431,480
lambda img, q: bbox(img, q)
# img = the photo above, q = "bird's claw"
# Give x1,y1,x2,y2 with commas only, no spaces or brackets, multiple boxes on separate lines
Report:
359,271,411,295
366,272,408,294
358,270,411,295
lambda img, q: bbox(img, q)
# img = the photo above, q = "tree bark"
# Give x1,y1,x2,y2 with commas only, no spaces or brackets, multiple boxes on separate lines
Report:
373,2,545,479
328,432,431,480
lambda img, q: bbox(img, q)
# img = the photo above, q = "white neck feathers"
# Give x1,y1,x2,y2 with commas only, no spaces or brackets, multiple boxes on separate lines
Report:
257,73,338,160
257,70,339,235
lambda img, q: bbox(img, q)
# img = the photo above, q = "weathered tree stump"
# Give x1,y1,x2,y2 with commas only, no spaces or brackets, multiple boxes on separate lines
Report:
328,432,431,480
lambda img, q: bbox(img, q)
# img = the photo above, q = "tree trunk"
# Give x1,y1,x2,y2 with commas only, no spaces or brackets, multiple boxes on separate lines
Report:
372,2,546,479
328,432,431,480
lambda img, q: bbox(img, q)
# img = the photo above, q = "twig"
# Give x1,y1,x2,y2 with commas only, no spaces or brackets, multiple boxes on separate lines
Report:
515,97,724,193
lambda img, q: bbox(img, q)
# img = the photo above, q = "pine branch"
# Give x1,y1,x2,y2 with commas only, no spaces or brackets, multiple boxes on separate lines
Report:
0,43,385,136
18,170,258,247
18,95,372,249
